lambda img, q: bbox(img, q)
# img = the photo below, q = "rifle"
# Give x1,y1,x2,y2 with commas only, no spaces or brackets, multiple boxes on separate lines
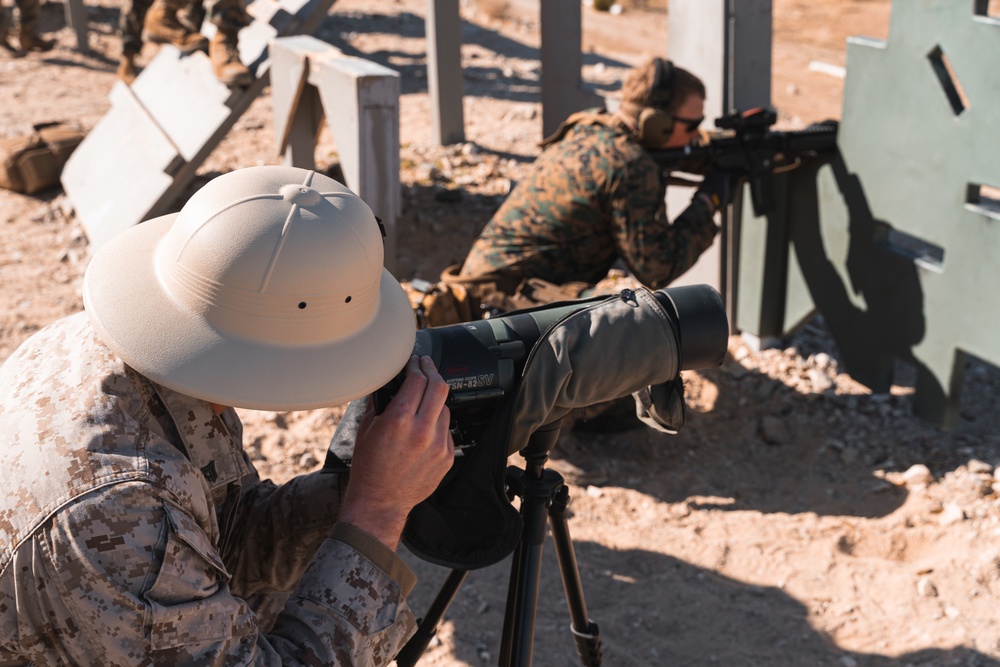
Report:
649,107,839,217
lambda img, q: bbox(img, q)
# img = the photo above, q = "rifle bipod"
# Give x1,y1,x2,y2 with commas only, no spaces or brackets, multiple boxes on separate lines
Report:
395,419,603,667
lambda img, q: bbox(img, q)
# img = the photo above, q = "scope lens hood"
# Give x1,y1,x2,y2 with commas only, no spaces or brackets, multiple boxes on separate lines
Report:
653,285,729,371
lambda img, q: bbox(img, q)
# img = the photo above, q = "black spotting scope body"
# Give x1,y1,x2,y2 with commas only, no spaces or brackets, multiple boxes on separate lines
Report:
373,284,728,447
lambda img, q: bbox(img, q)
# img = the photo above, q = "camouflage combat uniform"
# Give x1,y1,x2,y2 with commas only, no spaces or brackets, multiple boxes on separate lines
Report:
460,110,718,291
0,312,416,665
3,0,45,48
12,0,39,36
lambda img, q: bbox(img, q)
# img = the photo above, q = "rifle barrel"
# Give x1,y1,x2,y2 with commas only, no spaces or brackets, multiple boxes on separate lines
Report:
648,121,839,172
776,122,839,154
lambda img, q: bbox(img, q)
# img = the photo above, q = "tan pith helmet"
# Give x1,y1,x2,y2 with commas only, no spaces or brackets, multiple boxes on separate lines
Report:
82,165,416,410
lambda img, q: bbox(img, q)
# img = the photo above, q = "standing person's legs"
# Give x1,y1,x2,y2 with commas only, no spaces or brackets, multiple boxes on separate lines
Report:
117,0,153,82
0,4,12,50
143,0,207,52
14,0,54,52
205,0,250,86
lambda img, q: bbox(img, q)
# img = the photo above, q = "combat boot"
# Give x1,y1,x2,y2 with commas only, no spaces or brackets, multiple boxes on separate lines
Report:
0,7,12,51
144,0,208,53
176,2,204,34
117,52,139,84
209,31,251,87
17,26,54,52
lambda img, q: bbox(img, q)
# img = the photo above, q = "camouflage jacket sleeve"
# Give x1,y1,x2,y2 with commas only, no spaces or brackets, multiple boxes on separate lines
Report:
220,466,416,604
219,461,348,597
612,153,719,289
4,481,416,666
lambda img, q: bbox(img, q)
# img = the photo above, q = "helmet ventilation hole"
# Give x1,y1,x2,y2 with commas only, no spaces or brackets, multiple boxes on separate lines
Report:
298,302,307,309
345,296,352,303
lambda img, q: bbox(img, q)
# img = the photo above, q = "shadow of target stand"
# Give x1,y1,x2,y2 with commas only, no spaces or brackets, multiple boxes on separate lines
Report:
735,0,1000,428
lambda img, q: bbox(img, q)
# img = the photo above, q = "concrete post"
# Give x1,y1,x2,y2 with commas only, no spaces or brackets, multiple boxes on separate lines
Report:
63,0,89,53
426,0,466,145
665,0,773,330
540,0,602,138
424,0,601,144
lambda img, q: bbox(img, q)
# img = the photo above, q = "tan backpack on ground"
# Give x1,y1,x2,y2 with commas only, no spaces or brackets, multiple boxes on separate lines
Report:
0,122,86,195
400,277,475,329
402,265,592,329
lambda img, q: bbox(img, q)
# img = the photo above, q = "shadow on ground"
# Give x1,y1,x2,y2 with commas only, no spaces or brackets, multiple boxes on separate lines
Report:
317,8,629,101
402,539,998,666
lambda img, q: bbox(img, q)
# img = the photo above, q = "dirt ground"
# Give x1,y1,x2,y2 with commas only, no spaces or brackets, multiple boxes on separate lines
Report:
4,0,1000,665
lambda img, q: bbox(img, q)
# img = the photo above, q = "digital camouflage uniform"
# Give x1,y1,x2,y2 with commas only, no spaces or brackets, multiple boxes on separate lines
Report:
460,110,718,291
13,0,39,35
120,0,247,58
3,0,44,47
0,312,416,665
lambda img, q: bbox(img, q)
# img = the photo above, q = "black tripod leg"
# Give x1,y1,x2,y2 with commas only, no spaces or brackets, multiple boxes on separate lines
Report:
395,569,469,667
549,486,603,667
498,476,551,667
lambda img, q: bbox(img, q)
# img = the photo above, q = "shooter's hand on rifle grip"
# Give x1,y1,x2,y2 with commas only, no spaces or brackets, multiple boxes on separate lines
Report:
695,167,738,213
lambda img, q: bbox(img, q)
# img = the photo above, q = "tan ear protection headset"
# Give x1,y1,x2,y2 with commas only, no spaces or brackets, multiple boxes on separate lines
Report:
636,57,676,147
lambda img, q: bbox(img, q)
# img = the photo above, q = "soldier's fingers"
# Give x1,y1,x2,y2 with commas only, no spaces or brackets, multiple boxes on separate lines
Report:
415,356,450,418
427,404,455,469
386,356,428,415
440,406,455,457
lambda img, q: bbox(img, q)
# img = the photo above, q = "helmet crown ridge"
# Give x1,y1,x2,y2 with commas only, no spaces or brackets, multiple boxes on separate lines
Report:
156,166,384,345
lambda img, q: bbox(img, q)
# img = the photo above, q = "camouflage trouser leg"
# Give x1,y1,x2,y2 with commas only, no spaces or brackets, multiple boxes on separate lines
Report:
119,0,154,56
165,0,209,34
14,0,39,34
205,0,247,38
0,5,11,46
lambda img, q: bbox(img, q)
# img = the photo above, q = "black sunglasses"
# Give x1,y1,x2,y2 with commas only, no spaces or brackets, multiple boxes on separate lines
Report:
674,115,705,132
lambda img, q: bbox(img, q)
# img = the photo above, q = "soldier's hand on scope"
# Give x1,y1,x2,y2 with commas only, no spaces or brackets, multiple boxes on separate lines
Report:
337,355,454,550
696,167,738,212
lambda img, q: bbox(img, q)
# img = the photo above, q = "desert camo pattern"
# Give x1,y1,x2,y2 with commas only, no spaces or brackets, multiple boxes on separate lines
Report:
120,0,248,58
9,0,41,34
460,112,718,289
203,0,251,33
0,311,415,666
119,0,152,57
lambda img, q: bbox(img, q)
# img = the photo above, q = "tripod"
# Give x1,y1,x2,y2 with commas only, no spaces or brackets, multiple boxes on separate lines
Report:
395,419,603,667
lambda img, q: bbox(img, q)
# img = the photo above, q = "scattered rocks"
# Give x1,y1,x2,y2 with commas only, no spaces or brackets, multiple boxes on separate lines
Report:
760,416,791,445
916,576,938,598
938,503,966,526
967,459,994,475
900,464,934,487
500,104,538,123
